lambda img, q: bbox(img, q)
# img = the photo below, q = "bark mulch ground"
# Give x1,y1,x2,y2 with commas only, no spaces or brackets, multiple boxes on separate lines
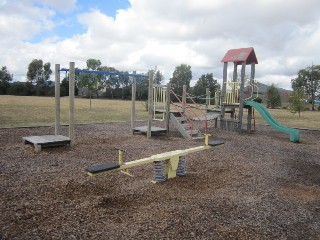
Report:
1,122,319,239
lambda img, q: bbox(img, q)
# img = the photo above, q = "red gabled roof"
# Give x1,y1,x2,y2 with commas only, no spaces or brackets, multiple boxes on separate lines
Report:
221,47,258,64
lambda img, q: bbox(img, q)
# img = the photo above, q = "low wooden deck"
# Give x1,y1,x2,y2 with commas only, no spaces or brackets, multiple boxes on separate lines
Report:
22,135,71,152
133,126,167,134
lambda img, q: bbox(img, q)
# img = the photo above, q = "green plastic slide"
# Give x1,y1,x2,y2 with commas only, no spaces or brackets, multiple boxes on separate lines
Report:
244,100,300,142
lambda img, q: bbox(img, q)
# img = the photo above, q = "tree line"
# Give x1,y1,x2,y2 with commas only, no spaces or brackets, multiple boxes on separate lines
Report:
0,59,220,101
1,59,319,112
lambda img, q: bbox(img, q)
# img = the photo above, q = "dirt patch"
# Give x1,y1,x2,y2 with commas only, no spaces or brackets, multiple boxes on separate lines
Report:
1,122,320,239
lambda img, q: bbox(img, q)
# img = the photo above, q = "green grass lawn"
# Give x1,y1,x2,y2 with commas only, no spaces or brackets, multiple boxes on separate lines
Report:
0,95,148,127
0,95,319,130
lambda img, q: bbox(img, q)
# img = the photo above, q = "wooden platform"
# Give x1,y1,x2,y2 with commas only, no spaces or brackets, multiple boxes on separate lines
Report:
133,126,167,134
22,135,71,152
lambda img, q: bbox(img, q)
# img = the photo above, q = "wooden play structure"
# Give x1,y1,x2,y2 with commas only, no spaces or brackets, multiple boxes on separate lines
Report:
23,62,149,151
131,70,221,140
219,47,299,142
23,63,76,152
86,134,224,182
220,47,258,132
131,71,171,138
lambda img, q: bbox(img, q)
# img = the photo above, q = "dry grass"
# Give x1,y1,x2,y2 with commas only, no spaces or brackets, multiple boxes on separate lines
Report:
0,95,319,130
0,95,148,128
252,108,320,130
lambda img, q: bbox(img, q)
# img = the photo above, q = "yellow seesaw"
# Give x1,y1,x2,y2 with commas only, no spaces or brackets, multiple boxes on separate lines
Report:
85,135,224,182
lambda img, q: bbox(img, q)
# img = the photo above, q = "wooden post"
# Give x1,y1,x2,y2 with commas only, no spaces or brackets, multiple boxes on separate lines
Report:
250,63,255,82
55,64,60,135
215,90,220,108
182,85,186,114
206,88,210,109
131,71,136,135
247,106,252,132
69,62,75,146
233,63,238,81
165,83,171,135
147,71,154,139
220,62,228,130
238,62,246,132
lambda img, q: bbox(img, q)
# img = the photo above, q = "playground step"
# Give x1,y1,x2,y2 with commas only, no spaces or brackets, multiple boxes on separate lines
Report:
186,129,200,136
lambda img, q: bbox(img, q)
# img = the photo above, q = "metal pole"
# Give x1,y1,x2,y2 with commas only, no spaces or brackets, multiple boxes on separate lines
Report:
55,64,60,135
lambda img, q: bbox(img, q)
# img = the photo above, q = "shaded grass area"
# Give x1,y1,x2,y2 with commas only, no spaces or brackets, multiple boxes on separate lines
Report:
0,95,148,127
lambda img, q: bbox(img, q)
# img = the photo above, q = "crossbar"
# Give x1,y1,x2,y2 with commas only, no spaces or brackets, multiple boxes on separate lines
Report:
60,68,147,78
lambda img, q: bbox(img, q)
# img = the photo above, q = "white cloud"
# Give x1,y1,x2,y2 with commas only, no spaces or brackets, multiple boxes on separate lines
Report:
1,0,320,90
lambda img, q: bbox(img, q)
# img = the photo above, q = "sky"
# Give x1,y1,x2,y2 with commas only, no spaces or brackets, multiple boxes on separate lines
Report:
1,0,320,90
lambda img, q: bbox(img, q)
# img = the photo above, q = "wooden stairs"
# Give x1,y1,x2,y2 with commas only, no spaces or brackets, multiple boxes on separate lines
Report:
170,112,205,140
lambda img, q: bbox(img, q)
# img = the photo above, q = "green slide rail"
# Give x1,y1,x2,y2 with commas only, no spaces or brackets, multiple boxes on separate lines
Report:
244,100,300,142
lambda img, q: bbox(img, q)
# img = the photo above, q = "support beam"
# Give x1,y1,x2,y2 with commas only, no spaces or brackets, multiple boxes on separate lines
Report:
131,71,136,135
238,62,246,131
165,83,171,134
147,71,154,139
206,88,210,109
220,62,228,129
55,64,60,135
69,62,75,146
182,85,187,114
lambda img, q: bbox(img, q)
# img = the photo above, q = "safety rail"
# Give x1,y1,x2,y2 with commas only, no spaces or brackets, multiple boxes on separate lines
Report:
223,82,240,105
170,90,195,137
185,91,208,133
153,84,167,121
244,79,259,101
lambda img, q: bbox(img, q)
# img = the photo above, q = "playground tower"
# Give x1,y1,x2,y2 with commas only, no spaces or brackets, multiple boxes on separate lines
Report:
220,47,258,132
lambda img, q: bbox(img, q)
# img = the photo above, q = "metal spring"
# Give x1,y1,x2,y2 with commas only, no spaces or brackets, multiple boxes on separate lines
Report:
176,156,187,176
153,160,166,182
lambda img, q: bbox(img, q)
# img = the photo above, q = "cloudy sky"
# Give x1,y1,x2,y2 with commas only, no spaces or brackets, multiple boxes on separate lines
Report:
1,0,320,90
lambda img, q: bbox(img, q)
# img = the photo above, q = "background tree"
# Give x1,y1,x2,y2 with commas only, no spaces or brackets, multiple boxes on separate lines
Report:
289,87,307,117
266,84,281,108
0,66,13,94
26,59,52,96
192,73,220,103
169,64,192,97
86,59,102,98
291,64,320,111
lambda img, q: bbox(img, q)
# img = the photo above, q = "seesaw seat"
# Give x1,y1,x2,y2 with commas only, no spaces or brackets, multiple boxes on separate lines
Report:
208,140,225,146
86,163,120,174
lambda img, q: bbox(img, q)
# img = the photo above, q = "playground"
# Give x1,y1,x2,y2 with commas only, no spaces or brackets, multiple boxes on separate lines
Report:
1,122,320,239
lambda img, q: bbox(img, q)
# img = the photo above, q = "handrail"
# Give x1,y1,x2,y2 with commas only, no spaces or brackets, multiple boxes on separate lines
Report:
170,90,195,138
185,91,208,134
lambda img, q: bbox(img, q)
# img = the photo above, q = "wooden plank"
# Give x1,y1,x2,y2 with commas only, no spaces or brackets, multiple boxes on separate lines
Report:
23,135,70,144
133,126,167,134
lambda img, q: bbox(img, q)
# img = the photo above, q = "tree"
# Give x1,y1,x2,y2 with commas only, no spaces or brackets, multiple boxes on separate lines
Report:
289,87,307,117
98,66,119,99
26,59,52,96
266,84,281,108
193,73,220,103
291,64,320,111
170,64,192,96
0,66,13,94
86,59,102,98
